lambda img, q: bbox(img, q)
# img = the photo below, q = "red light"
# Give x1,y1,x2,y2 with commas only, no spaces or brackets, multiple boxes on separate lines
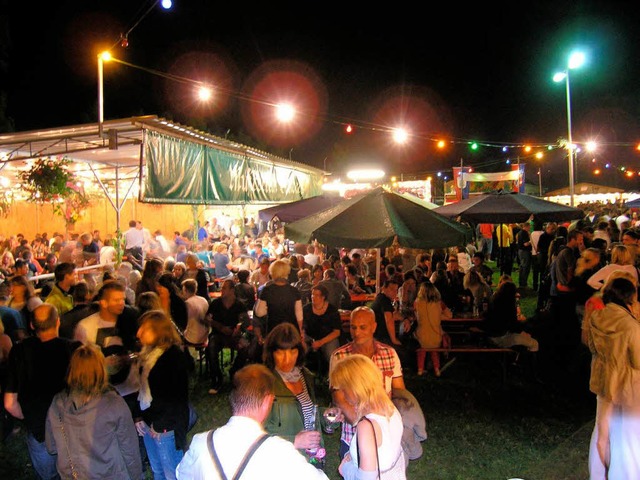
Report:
345,124,353,134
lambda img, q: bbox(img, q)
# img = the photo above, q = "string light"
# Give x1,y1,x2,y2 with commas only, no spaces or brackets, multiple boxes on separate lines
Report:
96,56,640,181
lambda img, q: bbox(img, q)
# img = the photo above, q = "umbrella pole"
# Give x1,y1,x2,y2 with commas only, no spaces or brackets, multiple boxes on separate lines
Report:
376,252,381,293
500,223,505,276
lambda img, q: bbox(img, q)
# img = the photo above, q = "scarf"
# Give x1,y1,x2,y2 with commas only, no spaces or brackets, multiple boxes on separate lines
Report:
276,365,302,383
137,346,165,411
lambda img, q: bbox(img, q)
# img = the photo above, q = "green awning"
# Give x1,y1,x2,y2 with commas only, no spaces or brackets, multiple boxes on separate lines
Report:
141,130,324,204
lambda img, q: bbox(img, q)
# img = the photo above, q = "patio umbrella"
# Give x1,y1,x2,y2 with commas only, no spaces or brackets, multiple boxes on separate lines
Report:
432,191,584,224
624,197,640,208
433,190,584,274
257,194,345,224
285,187,472,249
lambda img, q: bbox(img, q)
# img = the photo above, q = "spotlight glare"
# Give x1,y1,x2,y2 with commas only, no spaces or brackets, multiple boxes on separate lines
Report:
275,103,295,122
392,128,409,144
197,86,212,102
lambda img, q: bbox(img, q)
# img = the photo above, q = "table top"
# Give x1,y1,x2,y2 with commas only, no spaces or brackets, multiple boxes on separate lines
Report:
443,316,483,322
350,293,376,303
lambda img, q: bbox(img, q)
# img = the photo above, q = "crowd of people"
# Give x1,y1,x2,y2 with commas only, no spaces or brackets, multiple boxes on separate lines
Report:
0,216,425,480
1,198,640,479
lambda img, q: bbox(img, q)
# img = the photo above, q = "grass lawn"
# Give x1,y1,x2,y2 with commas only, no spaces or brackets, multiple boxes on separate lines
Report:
0,260,596,479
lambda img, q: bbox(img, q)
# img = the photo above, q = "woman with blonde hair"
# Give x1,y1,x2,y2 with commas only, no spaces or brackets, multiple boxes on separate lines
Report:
330,354,406,480
413,281,452,376
0,250,15,277
45,344,142,479
587,244,638,291
254,259,303,340
135,309,190,480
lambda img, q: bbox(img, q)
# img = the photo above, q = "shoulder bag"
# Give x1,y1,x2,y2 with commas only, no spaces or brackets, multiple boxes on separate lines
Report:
58,413,79,480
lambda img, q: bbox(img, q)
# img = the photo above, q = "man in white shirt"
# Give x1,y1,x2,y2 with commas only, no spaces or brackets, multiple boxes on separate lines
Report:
530,221,544,292
303,244,321,267
74,281,139,399
123,220,145,271
136,221,152,260
176,364,328,480
182,278,210,345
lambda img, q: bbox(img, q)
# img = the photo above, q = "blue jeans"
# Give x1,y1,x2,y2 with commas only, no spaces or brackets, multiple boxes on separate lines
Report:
142,429,183,480
26,433,60,480
518,250,532,287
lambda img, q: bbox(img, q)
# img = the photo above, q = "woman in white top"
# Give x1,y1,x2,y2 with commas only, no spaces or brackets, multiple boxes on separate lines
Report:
587,244,638,291
331,354,406,480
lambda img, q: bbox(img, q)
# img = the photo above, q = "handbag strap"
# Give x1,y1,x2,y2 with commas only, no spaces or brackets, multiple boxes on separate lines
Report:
357,416,381,479
58,413,79,480
207,429,272,480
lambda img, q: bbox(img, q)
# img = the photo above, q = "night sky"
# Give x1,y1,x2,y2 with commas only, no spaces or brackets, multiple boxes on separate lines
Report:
4,1,640,191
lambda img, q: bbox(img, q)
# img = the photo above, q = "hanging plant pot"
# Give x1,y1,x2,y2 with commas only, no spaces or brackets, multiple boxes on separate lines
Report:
19,157,74,203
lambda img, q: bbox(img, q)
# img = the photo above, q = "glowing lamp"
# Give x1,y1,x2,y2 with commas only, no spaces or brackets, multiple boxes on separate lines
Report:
275,103,295,122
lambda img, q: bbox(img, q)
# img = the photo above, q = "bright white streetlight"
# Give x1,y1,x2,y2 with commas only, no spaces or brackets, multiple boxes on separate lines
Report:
275,103,295,122
346,169,385,181
197,86,212,102
553,50,586,206
392,128,409,144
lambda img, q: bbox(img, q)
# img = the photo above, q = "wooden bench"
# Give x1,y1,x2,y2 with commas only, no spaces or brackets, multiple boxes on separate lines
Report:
416,346,517,383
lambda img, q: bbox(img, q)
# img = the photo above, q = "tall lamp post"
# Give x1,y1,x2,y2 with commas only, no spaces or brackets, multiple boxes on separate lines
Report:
553,51,585,207
535,151,544,196
97,51,112,138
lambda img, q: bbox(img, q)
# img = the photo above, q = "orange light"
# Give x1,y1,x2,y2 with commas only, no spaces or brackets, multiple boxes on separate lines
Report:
626,171,634,178
594,169,601,175
524,145,532,153
437,140,446,149
636,144,640,151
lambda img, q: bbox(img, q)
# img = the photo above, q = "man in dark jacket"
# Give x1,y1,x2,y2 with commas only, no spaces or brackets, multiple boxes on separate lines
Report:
4,304,80,479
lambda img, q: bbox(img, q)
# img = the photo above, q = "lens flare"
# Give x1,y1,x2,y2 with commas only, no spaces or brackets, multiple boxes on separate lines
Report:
241,60,327,150
164,47,239,120
367,85,453,169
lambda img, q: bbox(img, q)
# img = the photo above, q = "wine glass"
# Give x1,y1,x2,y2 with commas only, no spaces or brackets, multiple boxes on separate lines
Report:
322,406,342,434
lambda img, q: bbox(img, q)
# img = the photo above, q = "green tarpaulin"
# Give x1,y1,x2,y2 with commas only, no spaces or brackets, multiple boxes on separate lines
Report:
141,130,324,204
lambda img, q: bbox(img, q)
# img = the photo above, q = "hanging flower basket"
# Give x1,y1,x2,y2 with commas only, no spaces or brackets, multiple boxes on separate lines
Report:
19,157,90,226
19,157,74,203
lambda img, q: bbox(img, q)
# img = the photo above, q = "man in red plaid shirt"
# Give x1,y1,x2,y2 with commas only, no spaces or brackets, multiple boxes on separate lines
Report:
329,306,405,458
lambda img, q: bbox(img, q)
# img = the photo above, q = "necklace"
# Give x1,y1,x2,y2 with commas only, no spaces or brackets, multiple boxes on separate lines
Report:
312,301,328,314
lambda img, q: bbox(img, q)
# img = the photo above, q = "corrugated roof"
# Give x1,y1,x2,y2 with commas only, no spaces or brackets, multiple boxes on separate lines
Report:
0,115,326,197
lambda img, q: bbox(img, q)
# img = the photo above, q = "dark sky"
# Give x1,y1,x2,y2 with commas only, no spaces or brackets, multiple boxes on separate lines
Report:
4,1,640,190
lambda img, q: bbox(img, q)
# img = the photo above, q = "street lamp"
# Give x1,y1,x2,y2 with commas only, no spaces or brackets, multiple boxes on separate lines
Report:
97,51,112,137
535,151,544,196
553,51,586,206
